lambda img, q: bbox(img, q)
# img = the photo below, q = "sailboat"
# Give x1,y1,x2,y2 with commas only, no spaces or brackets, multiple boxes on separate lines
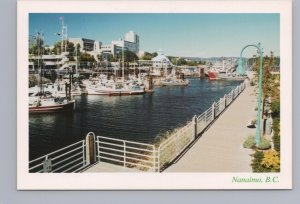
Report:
29,32,75,113
83,46,145,95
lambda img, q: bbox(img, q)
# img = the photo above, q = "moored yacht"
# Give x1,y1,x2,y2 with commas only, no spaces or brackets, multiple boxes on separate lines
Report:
29,91,75,113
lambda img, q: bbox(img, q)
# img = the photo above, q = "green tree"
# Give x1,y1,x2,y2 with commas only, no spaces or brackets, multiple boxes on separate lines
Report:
79,52,96,62
141,52,158,60
251,53,278,114
52,41,76,61
116,50,138,62
186,60,198,66
176,58,187,66
29,36,44,55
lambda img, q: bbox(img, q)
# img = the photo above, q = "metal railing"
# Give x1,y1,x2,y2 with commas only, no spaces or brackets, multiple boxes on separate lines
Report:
157,121,195,171
96,136,157,172
29,140,87,173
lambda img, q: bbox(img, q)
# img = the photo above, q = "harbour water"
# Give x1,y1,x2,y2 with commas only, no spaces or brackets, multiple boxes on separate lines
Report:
29,78,242,160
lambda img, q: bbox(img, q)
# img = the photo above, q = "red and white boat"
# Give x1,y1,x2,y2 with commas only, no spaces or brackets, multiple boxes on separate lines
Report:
208,70,218,80
208,59,247,81
29,92,75,113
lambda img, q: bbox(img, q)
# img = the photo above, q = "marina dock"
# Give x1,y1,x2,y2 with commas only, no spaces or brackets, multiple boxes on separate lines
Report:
165,85,256,172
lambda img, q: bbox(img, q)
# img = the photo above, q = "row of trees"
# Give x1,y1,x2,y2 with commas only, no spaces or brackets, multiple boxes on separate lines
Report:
168,56,206,66
250,52,281,173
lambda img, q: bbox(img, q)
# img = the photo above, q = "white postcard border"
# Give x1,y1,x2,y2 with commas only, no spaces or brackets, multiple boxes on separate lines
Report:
17,0,292,190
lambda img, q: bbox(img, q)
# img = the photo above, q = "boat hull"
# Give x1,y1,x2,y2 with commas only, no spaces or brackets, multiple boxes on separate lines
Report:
29,101,75,113
86,87,145,96
208,71,218,80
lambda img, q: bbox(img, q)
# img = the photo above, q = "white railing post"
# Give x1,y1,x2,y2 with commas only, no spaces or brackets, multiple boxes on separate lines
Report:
157,146,161,172
212,102,215,120
82,140,85,166
123,141,126,168
192,115,197,140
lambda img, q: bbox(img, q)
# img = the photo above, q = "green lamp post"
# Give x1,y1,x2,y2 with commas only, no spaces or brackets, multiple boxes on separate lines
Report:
238,43,263,146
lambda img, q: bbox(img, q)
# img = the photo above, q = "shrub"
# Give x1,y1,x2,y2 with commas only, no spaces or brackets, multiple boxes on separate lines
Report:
271,101,280,118
257,137,271,150
251,151,271,172
273,118,280,153
243,135,256,149
261,150,280,172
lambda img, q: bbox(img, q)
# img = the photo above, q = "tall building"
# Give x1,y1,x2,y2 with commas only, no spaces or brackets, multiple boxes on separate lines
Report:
111,31,140,54
125,30,139,52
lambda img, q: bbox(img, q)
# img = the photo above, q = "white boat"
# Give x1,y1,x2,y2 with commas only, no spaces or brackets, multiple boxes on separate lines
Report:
161,75,189,86
29,80,83,97
82,46,146,96
217,71,247,80
83,77,145,95
29,92,75,113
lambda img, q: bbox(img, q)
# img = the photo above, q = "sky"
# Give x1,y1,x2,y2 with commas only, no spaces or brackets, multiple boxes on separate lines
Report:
29,13,280,58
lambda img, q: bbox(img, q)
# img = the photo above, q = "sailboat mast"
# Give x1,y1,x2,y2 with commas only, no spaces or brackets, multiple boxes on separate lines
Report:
122,46,125,82
60,17,64,53
75,45,78,75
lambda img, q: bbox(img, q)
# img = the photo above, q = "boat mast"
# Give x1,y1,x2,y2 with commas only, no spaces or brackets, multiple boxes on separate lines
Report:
75,44,78,75
122,45,125,82
60,17,64,53
36,31,44,94
60,16,68,53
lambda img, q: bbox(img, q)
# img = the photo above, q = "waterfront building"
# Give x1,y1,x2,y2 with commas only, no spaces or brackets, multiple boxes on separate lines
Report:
100,44,123,57
69,38,98,52
151,50,173,76
29,51,75,72
111,31,140,54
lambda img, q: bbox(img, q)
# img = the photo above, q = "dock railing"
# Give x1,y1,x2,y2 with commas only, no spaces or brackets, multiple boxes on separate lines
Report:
29,140,87,173
29,132,96,173
96,136,157,172
29,81,246,173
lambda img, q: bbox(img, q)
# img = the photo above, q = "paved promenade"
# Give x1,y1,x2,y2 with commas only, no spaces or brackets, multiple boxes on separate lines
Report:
165,85,257,172
84,162,142,172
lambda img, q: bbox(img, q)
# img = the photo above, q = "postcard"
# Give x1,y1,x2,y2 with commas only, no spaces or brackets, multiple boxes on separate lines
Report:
17,0,292,190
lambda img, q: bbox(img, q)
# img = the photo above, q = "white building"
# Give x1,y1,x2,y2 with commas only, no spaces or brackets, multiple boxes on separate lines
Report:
151,50,173,76
29,52,76,72
111,31,140,54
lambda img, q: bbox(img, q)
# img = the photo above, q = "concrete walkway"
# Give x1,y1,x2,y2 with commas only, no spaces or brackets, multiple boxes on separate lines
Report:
83,162,142,173
165,86,257,172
